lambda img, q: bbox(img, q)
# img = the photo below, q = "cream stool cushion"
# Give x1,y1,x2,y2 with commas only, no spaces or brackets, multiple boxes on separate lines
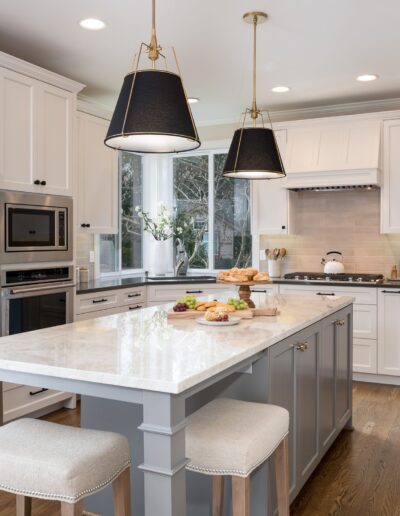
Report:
186,398,289,477
0,418,131,503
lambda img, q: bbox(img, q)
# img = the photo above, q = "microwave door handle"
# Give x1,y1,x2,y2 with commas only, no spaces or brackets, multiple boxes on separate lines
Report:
10,282,75,295
55,209,59,248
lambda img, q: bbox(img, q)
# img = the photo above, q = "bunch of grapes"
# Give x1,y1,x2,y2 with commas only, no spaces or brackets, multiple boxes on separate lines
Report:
216,314,229,322
173,303,188,312
227,298,248,310
176,294,197,309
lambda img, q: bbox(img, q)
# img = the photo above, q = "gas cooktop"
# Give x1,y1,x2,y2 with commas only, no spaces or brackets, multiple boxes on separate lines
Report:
283,272,384,284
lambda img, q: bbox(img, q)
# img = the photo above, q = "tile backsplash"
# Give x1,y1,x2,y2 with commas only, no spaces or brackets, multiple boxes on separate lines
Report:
76,233,95,280
260,189,400,277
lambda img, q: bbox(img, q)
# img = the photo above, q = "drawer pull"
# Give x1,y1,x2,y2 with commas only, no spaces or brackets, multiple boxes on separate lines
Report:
251,289,267,293
316,292,335,296
335,319,346,326
381,290,400,294
296,342,309,352
129,305,142,311
92,298,108,304
186,290,203,294
128,293,141,298
29,388,49,397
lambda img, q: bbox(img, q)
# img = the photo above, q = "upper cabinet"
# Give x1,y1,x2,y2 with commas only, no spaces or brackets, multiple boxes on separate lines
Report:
76,112,118,234
252,129,295,235
0,67,75,196
381,119,400,234
284,120,381,188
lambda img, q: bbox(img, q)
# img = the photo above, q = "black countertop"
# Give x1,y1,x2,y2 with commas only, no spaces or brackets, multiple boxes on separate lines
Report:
76,274,400,295
76,274,218,294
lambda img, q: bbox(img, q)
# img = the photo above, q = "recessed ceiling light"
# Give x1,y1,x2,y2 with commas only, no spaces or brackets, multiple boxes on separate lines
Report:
271,86,291,93
356,74,378,82
187,97,200,104
79,18,106,30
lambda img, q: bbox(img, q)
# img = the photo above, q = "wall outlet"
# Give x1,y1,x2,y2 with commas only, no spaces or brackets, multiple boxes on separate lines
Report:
89,250,95,263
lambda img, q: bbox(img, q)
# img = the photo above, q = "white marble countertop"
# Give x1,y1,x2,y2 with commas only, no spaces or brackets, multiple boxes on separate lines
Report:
0,294,353,394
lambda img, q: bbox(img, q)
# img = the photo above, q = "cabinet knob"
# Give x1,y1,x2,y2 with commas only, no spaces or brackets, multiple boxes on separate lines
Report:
281,225,286,230
296,342,309,352
335,319,345,326
40,180,46,186
33,180,40,185
81,223,91,228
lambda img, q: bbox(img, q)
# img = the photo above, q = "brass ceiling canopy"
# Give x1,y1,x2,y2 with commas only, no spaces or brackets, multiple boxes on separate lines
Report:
222,10,286,179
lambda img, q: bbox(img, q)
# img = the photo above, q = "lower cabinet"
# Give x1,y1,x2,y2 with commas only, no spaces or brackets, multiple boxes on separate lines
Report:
268,306,352,503
378,289,400,375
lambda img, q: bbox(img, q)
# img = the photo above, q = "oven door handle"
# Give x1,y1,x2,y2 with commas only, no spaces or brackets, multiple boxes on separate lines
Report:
9,282,75,295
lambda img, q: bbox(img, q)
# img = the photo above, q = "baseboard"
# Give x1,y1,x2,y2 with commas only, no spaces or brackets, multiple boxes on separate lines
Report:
353,372,400,386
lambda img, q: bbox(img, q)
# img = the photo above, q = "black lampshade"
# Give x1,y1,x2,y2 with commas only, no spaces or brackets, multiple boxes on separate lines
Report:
105,69,201,153
223,127,286,179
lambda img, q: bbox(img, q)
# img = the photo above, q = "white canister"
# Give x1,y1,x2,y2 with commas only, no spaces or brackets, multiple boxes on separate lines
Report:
150,240,170,276
268,259,281,279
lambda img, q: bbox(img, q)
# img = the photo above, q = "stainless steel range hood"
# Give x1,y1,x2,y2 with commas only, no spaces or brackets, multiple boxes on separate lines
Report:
282,119,381,189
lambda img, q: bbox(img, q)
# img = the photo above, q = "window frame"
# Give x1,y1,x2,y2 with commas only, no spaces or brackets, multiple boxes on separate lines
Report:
172,147,253,273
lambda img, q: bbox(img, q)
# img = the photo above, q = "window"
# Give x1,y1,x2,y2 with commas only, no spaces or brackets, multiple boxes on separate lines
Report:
173,152,252,270
99,152,143,273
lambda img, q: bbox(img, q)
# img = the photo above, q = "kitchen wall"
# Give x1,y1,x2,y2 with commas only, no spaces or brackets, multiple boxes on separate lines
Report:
259,188,400,277
76,233,95,279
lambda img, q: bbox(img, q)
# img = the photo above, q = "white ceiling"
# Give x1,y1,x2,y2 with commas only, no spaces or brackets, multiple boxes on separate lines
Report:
1,0,400,124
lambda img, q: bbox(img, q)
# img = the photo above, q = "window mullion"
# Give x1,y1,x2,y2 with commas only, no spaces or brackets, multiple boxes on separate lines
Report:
208,153,214,270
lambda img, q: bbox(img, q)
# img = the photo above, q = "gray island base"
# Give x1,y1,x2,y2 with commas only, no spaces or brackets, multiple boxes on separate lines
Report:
0,294,353,516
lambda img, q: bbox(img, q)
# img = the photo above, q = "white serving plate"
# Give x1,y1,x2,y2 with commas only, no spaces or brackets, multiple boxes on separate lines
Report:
196,316,241,327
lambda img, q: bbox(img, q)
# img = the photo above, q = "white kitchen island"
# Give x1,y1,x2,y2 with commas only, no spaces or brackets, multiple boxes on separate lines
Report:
0,294,353,516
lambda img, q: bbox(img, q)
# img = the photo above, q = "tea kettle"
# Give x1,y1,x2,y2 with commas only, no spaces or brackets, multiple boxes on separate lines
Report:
321,251,345,274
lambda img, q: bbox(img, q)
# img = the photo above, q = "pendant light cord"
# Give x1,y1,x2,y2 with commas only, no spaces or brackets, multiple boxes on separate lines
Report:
251,14,258,121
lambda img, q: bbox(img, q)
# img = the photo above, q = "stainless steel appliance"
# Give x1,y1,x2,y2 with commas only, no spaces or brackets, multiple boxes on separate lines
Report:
284,272,384,284
1,265,75,336
0,191,73,264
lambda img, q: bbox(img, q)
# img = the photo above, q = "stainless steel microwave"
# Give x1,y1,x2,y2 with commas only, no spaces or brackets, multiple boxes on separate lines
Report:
0,191,73,264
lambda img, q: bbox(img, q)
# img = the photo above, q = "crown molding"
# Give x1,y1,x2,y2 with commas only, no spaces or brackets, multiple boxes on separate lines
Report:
0,51,85,93
197,97,400,128
77,95,114,121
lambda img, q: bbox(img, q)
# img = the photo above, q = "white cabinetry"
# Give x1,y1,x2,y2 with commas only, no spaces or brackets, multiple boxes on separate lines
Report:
0,67,74,196
146,283,229,305
278,284,378,373
378,289,400,376
252,129,294,235
77,112,118,234
381,119,400,233
284,119,381,188
75,286,146,320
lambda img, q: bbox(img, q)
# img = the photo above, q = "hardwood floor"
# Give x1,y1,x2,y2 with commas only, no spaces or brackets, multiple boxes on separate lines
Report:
0,382,399,515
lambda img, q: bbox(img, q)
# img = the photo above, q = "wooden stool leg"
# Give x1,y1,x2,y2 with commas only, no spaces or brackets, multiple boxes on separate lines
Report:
112,467,131,516
61,500,83,516
16,495,32,516
232,476,250,516
274,435,290,516
212,475,224,516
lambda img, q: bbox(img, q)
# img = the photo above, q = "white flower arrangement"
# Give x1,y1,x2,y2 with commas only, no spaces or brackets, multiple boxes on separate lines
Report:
135,204,183,241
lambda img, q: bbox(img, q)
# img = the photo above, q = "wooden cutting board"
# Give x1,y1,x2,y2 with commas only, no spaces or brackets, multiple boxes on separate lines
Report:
167,309,254,320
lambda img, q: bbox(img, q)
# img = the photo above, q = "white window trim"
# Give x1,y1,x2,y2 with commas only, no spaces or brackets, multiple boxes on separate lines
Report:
96,140,254,277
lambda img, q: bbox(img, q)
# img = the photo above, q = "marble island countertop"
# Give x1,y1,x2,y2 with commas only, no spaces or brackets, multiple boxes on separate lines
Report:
0,294,353,394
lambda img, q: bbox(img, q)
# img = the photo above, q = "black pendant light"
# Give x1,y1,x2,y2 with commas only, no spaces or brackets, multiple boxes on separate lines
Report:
105,0,201,154
223,12,286,179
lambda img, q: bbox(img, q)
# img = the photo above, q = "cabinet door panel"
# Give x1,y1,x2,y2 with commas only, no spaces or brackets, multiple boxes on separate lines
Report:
336,312,351,426
38,84,72,195
296,330,319,483
378,290,400,375
382,119,400,233
353,338,377,373
77,113,118,233
353,304,377,339
268,338,296,495
319,320,336,450
0,68,36,191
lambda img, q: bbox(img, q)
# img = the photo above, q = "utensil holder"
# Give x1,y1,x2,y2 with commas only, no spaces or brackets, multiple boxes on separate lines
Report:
268,259,281,278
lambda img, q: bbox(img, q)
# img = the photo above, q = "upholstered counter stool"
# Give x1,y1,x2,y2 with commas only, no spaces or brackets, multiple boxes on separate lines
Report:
186,398,290,516
0,418,131,516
